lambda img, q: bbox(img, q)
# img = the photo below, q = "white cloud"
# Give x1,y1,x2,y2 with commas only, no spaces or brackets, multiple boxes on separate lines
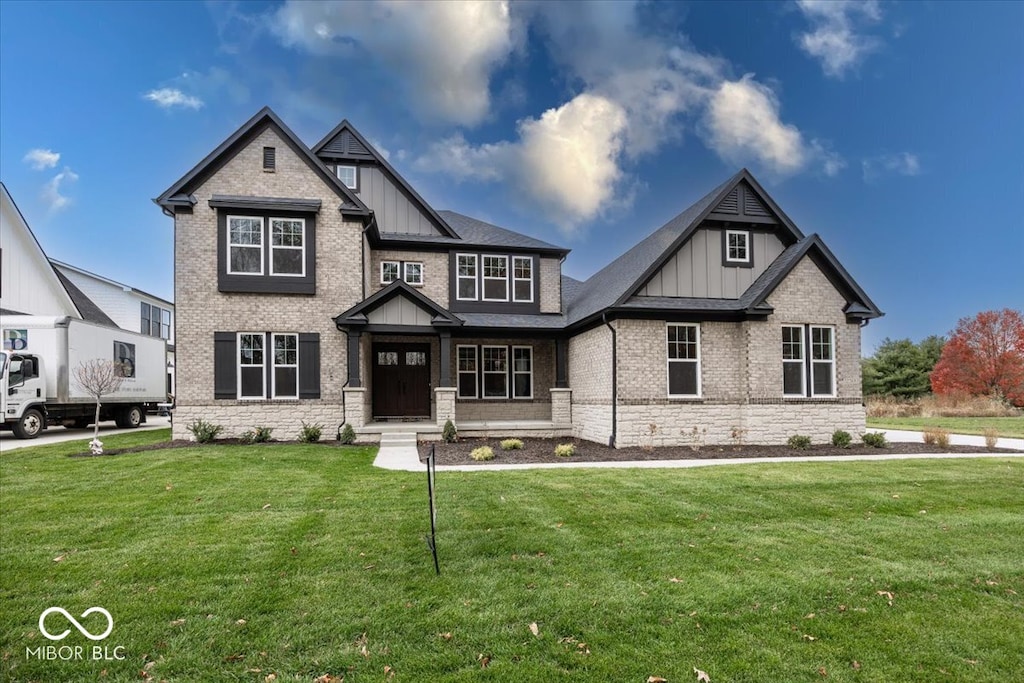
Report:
23,148,61,170
41,167,79,212
144,88,204,110
862,152,921,181
796,0,882,78
271,0,517,126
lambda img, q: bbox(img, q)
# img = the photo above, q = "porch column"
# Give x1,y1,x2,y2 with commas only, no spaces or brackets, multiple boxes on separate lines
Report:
346,329,362,387
555,338,569,388
550,388,572,427
439,331,453,387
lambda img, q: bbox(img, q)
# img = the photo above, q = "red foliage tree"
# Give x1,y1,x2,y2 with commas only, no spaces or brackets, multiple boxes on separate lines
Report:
931,308,1024,406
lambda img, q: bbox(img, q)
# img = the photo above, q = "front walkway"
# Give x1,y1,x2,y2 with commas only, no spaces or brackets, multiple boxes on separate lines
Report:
373,429,1024,472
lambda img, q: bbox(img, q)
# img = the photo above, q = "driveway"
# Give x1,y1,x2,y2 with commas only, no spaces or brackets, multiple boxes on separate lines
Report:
0,416,172,452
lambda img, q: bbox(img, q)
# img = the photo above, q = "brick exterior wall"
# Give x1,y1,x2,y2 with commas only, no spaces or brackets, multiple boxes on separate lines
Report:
539,257,562,314
567,324,614,444
368,249,449,308
172,126,359,439
452,338,555,423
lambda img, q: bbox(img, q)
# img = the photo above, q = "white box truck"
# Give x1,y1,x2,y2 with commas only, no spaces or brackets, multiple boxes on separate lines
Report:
1,316,167,439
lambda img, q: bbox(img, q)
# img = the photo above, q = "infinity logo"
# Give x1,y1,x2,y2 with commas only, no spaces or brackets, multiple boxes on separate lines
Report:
39,607,114,641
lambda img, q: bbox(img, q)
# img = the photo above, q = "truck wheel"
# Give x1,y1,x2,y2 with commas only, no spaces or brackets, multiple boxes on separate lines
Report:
13,408,45,439
115,405,143,429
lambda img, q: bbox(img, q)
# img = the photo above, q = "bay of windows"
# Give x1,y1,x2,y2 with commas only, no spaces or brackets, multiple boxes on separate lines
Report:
228,215,305,277
239,332,299,399
456,252,535,304
782,325,835,397
457,344,533,400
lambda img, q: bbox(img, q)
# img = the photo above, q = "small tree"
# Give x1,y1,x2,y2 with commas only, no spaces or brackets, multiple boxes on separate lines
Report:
72,359,124,454
931,309,1024,406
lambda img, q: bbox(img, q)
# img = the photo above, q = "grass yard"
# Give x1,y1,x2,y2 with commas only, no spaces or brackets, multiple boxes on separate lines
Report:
2,432,1023,682
867,416,1024,439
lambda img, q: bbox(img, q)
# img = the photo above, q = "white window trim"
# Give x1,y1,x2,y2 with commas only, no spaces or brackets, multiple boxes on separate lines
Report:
237,332,265,400
481,344,509,399
337,165,358,189
380,260,400,285
809,325,837,398
782,325,807,398
725,229,751,264
456,253,478,301
666,323,702,399
227,215,264,276
269,217,306,277
512,345,534,399
271,333,299,399
404,261,424,286
481,255,509,302
457,345,478,399
512,256,534,303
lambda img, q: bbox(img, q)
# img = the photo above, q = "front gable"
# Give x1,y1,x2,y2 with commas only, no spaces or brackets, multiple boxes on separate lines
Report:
333,280,462,332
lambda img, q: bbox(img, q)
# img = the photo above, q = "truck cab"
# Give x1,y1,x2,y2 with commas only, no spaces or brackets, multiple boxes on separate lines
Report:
1,350,48,438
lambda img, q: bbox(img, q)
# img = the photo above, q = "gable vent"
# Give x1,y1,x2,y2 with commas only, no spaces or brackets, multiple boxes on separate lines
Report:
262,146,276,171
743,187,771,217
715,187,740,214
322,129,372,158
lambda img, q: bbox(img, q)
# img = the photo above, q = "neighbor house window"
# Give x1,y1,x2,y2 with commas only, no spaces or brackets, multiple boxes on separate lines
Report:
404,262,424,286
270,218,305,276
272,333,298,399
457,346,478,398
482,256,508,301
512,346,533,399
141,302,171,340
782,325,805,396
481,345,508,398
337,165,357,189
238,333,265,399
457,254,478,300
667,323,700,397
782,325,836,397
227,216,264,275
512,256,533,303
381,261,400,284
725,229,750,264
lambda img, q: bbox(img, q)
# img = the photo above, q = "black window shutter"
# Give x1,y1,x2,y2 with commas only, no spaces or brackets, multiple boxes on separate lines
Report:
214,332,237,399
298,333,321,399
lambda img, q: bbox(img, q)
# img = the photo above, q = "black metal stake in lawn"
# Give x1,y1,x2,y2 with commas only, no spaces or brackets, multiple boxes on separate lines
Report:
425,444,440,575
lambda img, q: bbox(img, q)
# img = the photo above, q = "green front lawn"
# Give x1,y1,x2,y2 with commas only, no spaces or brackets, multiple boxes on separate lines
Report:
867,416,1024,439
2,433,1022,682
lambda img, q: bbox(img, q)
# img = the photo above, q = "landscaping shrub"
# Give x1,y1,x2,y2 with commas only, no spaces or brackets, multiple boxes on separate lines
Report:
862,432,887,448
470,446,494,461
922,427,951,448
554,443,576,457
187,419,222,443
252,426,273,443
984,428,999,449
787,435,812,450
442,419,458,443
338,423,356,445
500,438,524,450
831,430,853,448
299,421,323,443
239,430,256,444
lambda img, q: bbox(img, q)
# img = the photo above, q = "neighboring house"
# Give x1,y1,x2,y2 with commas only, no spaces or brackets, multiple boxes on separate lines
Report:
51,261,176,397
156,107,881,446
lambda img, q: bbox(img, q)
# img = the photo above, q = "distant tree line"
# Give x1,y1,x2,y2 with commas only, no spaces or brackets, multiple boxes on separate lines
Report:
862,336,945,399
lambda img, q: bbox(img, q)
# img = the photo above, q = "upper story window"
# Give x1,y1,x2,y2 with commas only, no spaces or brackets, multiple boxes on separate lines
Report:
380,260,423,286
457,254,478,300
667,323,701,398
270,219,305,276
452,252,538,309
724,229,751,265
141,302,171,340
482,255,509,301
228,216,264,275
404,262,423,286
336,165,358,190
782,324,835,398
512,257,533,303
217,210,316,294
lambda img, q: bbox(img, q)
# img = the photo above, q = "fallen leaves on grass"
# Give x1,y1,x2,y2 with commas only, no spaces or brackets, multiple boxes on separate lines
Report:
529,622,539,637
647,677,667,683
802,634,817,641
53,554,65,563
877,590,895,606
236,619,247,626
851,661,861,670
313,675,342,683
261,503,271,510
224,653,244,662
694,667,711,682
383,665,394,679
437,632,453,641
818,666,828,676
169,619,185,627
477,654,491,668
669,577,683,583
164,483,172,491
264,674,277,683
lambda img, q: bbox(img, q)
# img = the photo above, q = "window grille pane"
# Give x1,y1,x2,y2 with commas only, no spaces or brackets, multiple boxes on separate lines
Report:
240,367,264,397
514,279,531,302
274,367,297,397
404,263,423,284
458,348,477,371
482,348,507,372
377,352,398,366
458,373,477,398
458,278,477,299
271,220,303,246
458,255,476,276
381,262,399,283
812,362,833,395
272,249,303,275
230,246,261,273
229,218,262,245
514,373,532,398
483,257,506,277
483,278,507,300
483,373,507,398
406,351,426,366
783,362,804,395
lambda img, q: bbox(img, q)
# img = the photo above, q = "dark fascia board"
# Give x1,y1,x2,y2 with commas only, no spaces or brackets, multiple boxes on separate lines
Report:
746,234,883,320
312,119,459,239
154,107,370,217
333,279,463,327
209,195,322,213
618,169,805,308
370,232,568,257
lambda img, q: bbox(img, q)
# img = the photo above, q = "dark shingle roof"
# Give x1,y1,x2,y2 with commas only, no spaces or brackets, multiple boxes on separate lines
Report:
456,312,566,329
561,275,584,309
52,269,119,327
437,211,568,253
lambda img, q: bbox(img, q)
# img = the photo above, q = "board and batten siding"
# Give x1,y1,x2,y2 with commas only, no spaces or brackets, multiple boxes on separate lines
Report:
366,296,433,326
638,228,785,299
358,166,442,236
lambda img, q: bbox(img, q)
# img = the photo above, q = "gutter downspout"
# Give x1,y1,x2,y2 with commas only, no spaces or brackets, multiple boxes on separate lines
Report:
603,312,617,448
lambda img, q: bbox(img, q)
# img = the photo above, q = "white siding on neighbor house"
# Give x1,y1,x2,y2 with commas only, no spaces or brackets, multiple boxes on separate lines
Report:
638,228,785,299
358,166,442,236
0,188,79,317
55,266,175,345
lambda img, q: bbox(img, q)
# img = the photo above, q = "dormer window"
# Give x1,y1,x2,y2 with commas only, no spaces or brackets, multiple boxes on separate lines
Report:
337,165,358,190
724,229,751,265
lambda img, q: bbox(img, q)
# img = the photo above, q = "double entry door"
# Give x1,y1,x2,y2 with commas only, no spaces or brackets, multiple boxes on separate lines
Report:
372,342,431,419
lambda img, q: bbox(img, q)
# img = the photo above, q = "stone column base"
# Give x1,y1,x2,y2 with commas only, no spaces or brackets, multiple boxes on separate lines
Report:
343,387,368,428
435,387,457,427
550,387,572,426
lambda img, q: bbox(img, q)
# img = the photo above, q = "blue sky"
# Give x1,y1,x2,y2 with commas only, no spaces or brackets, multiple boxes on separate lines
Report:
1,1,1021,354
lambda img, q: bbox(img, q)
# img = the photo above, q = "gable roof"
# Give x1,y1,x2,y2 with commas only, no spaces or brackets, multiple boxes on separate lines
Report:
366,210,570,255
313,119,458,238
333,280,462,328
155,107,368,216
51,259,173,308
52,268,118,327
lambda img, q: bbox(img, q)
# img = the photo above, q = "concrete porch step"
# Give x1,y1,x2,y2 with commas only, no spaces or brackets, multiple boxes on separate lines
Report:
379,432,418,448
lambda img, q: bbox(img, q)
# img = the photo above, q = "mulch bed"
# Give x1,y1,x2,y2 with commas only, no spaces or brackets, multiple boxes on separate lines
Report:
420,437,1022,466
68,439,352,457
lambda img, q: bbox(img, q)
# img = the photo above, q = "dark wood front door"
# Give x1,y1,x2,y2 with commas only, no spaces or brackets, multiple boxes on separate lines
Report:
372,343,431,418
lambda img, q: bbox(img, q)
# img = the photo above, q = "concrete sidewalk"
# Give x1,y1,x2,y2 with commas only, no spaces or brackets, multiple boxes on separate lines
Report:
0,416,172,452
373,429,1024,473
